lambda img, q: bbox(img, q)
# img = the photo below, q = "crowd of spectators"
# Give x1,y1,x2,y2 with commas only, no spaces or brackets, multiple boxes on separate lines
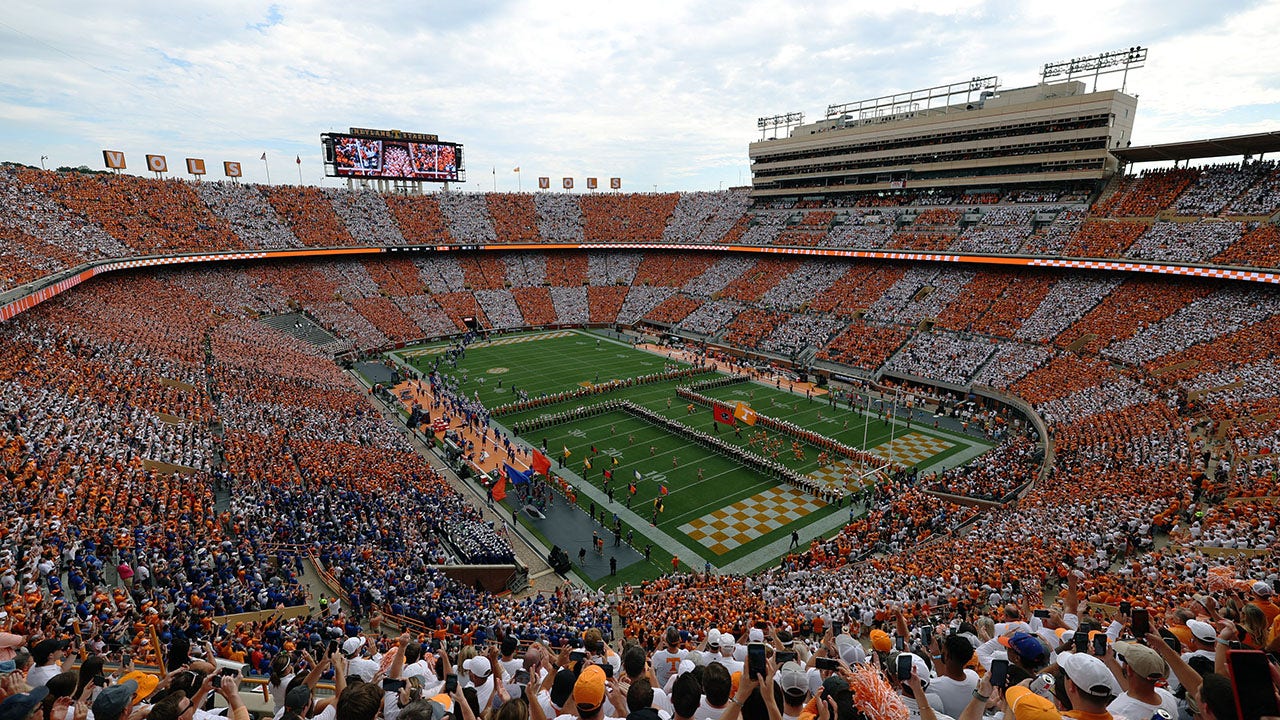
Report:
866,268,976,325
325,188,407,246
586,286,628,324
1094,167,1200,217
504,253,546,288
1013,276,1123,343
545,252,588,286
195,182,300,250
509,287,556,326
662,190,752,244
1125,221,1244,264
384,193,452,243
548,286,589,325
615,285,677,324
1061,220,1148,258
971,341,1052,388
1053,278,1211,354
416,255,469,294
586,252,642,287
760,313,846,356
1172,161,1276,216
485,193,541,243
262,186,357,247
757,261,847,311
533,192,585,241
632,253,716,287
580,194,680,243
437,192,498,243
886,332,999,386
473,290,524,330
677,300,746,337
815,320,911,370
1101,286,1280,366
1227,161,1280,214
0,168,130,264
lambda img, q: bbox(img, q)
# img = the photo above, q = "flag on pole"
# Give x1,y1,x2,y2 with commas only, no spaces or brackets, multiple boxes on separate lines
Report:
584,457,592,470
659,484,668,496
633,469,643,482
532,451,551,476
603,469,612,480
712,404,737,425
611,456,619,466
734,402,758,426
295,155,301,164
492,473,507,501
629,482,637,495
260,152,267,161
563,446,571,458
513,167,520,172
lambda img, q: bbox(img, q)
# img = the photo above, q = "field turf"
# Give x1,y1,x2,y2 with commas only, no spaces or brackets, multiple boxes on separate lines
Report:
394,330,989,583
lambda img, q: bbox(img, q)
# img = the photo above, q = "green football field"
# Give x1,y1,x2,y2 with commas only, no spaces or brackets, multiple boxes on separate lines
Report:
393,329,990,584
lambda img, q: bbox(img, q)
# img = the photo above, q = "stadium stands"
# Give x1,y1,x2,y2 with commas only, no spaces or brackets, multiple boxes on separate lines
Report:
5,162,1280,720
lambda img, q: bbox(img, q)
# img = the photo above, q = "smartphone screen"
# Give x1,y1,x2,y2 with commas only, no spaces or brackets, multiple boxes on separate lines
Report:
989,658,1009,688
814,657,840,671
832,622,843,638
920,626,932,645
328,639,339,657
1033,609,1050,619
444,674,458,694
747,643,766,678
1228,650,1280,720
599,663,613,679
896,655,913,682
894,636,905,652
383,678,406,692
1118,601,1131,616
1131,608,1150,637
1093,634,1107,656
775,651,797,664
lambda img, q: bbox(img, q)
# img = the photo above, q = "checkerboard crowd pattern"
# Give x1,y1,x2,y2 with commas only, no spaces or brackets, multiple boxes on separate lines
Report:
680,486,827,555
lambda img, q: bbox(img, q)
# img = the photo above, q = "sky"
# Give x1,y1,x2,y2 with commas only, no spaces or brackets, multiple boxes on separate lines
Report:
1,0,1278,192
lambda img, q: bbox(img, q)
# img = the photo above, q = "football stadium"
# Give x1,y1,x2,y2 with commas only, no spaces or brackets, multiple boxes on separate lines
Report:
1,12,1279,720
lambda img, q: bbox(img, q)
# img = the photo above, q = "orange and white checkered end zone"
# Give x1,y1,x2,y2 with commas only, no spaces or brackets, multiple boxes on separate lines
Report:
867,431,953,466
679,486,826,555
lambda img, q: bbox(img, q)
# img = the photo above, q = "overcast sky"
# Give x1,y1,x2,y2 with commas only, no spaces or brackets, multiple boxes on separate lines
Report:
1,1,1277,192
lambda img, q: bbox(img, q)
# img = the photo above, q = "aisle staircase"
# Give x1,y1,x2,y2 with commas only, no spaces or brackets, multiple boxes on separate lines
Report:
260,312,346,353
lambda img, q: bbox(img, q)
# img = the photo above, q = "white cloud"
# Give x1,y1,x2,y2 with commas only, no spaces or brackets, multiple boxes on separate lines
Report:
0,0,1276,189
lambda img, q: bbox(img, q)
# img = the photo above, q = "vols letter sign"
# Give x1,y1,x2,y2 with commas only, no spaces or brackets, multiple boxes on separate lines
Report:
224,162,242,178
146,154,168,173
102,150,127,170
610,177,622,189
186,158,206,175
538,176,550,189
563,177,574,189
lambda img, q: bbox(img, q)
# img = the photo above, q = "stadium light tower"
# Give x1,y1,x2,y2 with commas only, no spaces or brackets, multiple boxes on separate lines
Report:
756,112,805,140
1041,46,1147,93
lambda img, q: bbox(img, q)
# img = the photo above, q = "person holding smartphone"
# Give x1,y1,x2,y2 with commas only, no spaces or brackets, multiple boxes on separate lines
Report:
894,653,948,719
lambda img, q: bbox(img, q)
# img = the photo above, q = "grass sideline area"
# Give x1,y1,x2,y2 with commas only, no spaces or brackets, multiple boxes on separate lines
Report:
390,329,991,586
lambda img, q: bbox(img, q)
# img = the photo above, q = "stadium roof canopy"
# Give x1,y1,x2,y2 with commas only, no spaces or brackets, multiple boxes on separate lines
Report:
1111,131,1280,163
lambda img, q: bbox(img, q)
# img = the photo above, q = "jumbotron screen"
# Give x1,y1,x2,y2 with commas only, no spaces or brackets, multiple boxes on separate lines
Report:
328,134,461,182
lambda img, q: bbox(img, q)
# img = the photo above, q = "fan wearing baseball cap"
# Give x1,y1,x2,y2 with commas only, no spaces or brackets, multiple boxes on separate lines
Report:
1106,642,1177,720
1055,653,1119,720
571,665,621,720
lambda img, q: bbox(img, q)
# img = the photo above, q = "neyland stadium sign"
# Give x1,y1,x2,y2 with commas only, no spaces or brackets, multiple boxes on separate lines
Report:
347,127,439,143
